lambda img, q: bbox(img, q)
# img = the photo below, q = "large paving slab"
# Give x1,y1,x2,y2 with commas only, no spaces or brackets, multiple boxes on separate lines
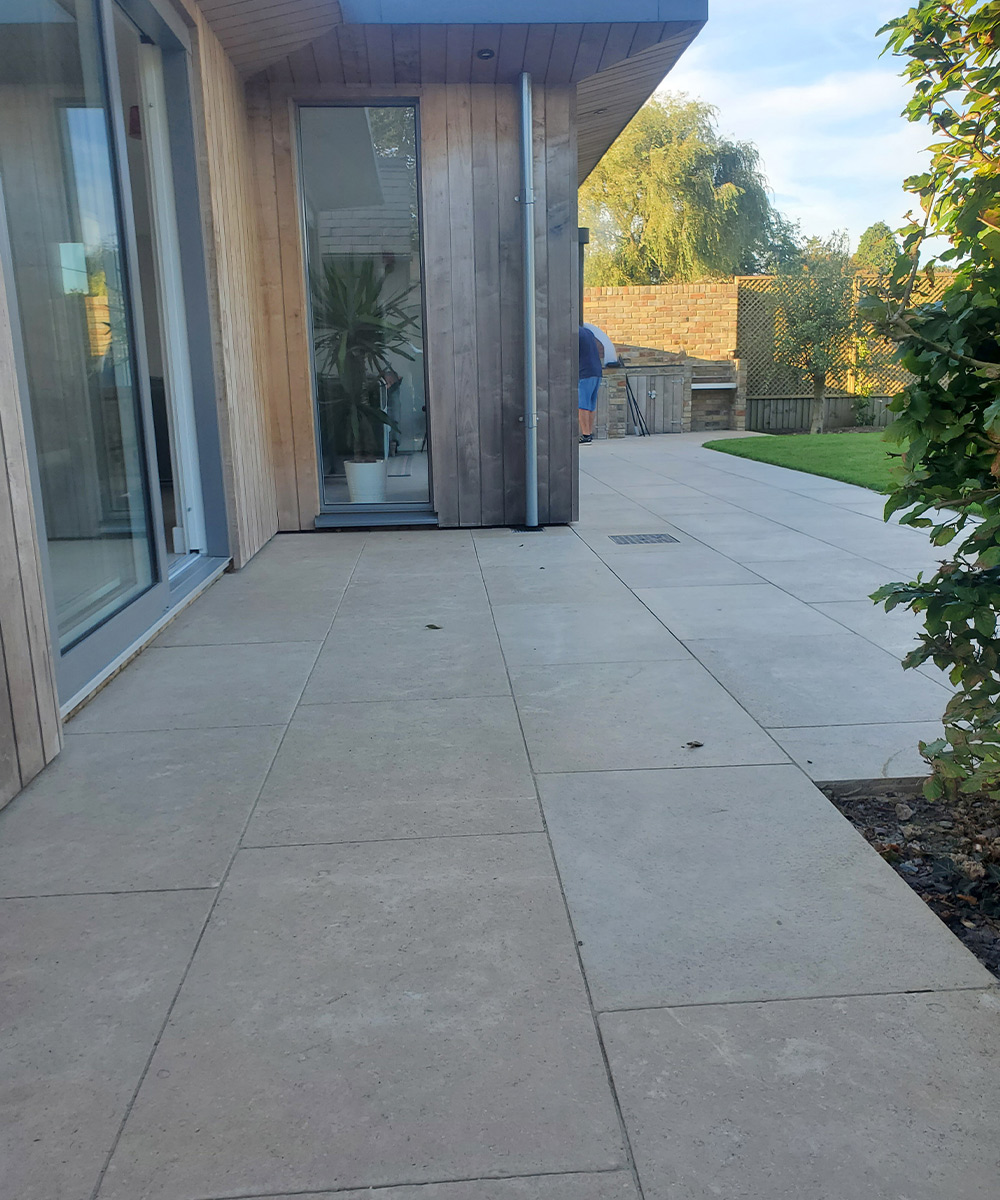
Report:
1,891,212,1200
601,990,1000,1200
540,766,991,1009
511,659,788,773
0,727,282,895
301,613,509,703
635,582,841,640
98,838,625,1199
480,562,635,606
594,544,764,590
245,696,538,845
491,599,689,665
770,721,938,781
687,631,949,727
743,551,897,603
68,642,320,732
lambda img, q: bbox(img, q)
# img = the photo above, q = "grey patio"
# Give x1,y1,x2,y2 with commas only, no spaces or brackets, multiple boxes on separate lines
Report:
2,434,997,1200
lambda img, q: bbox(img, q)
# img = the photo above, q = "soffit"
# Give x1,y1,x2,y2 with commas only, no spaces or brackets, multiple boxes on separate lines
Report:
577,27,698,182
257,20,701,89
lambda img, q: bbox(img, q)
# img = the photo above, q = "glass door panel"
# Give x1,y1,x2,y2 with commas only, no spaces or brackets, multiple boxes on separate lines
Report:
299,105,429,508
0,0,158,651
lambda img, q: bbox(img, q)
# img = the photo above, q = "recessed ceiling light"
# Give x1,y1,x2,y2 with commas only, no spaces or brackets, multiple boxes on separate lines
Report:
476,48,495,60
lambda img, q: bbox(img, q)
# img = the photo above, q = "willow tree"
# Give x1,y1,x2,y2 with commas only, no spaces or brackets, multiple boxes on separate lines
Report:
579,94,796,285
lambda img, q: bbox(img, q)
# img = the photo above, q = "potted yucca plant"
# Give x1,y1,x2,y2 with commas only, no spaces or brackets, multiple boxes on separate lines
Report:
311,257,419,502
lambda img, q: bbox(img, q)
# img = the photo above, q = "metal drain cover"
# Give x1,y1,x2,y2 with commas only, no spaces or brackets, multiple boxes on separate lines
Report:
609,533,679,545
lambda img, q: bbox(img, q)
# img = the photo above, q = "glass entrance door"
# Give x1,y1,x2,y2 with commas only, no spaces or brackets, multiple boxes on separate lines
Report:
298,105,430,512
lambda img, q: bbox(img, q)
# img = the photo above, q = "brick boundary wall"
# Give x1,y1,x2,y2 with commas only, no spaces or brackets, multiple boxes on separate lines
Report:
584,281,739,362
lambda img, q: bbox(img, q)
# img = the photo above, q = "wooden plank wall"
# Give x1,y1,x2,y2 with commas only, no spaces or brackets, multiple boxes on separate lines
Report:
0,256,62,810
188,10,279,565
250,80,578,528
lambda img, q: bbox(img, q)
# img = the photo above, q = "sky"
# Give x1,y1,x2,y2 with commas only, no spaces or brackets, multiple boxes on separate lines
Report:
660,0,930,251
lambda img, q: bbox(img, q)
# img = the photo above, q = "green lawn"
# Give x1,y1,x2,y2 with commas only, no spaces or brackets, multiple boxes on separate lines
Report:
703,431,902,493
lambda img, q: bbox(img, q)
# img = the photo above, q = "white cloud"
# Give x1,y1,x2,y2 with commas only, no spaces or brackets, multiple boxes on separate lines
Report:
655,2,932,247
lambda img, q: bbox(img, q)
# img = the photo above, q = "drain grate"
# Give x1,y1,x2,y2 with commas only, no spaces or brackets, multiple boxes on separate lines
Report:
608,533,679,545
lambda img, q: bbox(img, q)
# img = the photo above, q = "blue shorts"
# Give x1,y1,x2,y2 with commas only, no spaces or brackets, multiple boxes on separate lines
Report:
578,376,600,411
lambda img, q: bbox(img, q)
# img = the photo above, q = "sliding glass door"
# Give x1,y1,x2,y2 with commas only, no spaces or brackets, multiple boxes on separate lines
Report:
0,0,214,700
299,105,431,512
0,0,161,654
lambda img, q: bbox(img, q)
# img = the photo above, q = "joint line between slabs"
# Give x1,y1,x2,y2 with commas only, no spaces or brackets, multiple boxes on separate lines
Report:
596,983,999,1016
472,536,649,1200
87,544,369,1200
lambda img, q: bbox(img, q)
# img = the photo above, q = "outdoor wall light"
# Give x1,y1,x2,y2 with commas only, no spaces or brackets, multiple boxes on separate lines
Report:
476,48,495,60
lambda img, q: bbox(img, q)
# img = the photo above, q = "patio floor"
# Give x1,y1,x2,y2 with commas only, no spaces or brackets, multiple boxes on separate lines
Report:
3,433,998,1199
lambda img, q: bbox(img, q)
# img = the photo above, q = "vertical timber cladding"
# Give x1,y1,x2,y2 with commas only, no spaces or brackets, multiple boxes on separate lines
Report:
0,259,62,809
188,7,280,564
249,80,578,528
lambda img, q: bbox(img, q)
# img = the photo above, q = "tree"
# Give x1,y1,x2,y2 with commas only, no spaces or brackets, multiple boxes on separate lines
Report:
866,0,1000,799
854,221,901,274
770,233,856,433
579,95,796,285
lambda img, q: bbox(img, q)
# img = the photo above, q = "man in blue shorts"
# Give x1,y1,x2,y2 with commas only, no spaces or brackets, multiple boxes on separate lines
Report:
578,324,602,444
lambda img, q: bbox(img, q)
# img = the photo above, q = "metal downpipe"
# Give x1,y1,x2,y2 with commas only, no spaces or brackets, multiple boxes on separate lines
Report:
519,71,540,529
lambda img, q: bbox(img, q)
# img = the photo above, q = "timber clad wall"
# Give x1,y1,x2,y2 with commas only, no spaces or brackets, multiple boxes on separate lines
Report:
189,8,279,565
0,261,61,809
249,79,579,528
584,282,739,361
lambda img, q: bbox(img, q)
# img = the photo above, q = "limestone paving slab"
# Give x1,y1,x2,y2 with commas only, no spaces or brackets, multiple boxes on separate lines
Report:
472,528,599,568
635,582,841,641
769,722,937,780
251,1174,638,1199
540,766,991,1010
511,659,787,773
155,562,348,645
688,632,949,727
98,838,625,1199
744,552,898,603
492,599,690,665
1,890,212,1200
814,597,925,657
245,696,538,845
480,563,634,606
594,545,764,590
301,613,509,703
601,990,1000,1200
336,570,493,620
68,642,320,732
352,530,483,580
0,727,282,895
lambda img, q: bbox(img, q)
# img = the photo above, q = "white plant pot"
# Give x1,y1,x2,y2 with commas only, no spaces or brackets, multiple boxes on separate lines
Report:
344,459,387,503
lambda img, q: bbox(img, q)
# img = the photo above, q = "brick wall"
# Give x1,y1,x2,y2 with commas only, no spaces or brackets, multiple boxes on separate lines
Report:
584,281,739,361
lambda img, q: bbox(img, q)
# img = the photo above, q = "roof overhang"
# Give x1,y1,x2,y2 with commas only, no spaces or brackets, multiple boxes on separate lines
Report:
194,0,706,180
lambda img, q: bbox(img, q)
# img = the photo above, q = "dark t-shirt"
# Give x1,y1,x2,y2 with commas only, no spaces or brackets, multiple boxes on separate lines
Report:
579,326,603,380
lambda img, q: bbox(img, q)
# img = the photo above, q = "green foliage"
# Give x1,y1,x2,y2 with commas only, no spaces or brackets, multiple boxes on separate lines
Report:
854,221,902,275
770,234,857,432
867,0,1000,799
311,257,419,461
579,95,797,285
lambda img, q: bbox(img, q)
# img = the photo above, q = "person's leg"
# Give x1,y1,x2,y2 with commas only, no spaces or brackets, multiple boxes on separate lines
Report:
581,377,599,438
578,378,590,436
